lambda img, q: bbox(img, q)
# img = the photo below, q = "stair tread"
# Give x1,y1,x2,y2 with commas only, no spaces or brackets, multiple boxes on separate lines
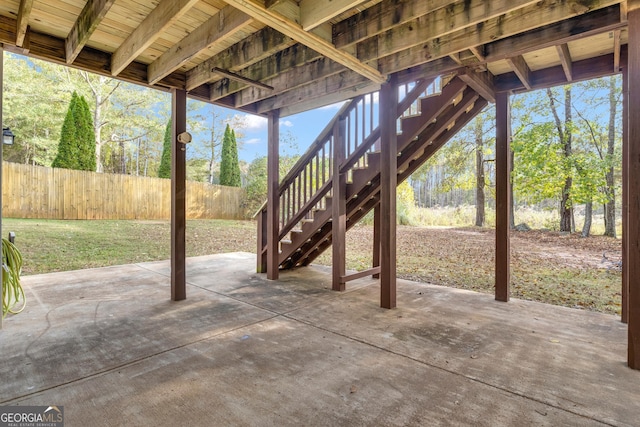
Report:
271,78,482,268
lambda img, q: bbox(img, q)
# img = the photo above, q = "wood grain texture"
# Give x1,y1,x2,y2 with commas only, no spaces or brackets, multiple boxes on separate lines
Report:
171,88,187,301
65,0,116,64
495,91,511,302
147,5,252,84
111,0,200,76
0,162,244,220
223,0,386,83
626,6,640,369
16,0,34,46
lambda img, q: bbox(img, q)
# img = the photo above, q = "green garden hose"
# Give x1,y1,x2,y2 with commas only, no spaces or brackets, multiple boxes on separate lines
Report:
2,238,25,318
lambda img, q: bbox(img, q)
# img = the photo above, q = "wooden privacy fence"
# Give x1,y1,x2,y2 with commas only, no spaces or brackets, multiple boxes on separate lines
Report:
2,162,246,220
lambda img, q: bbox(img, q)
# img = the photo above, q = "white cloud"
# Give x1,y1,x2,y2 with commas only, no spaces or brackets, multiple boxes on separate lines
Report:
280,119,294,127
241,114,268,131
245,138,262,145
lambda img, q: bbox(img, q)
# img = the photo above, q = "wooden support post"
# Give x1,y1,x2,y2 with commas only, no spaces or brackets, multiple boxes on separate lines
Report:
257,208,267,273
372,202,381,279
332,118,347,291
622,65,629,324
495,91,511,302
379,77,397,309
171,88,187,301
267,110,280,280
627,5,640,369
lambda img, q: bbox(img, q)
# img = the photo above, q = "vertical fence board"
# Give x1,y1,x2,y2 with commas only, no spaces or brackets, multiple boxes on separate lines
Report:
1,162,245,220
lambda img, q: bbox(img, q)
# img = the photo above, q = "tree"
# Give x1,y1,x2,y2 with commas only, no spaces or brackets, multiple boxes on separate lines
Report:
547,86,574,232
604,76,618,237
52,92,80,169
410,105,494,223
219,124,241,187
3,53,68,166
474,117,486,227
75,94,97,171
244,153,301,215
158,121,172,178
52,91,95,171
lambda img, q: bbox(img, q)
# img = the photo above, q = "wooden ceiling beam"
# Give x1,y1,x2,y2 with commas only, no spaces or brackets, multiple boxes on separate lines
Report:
469,46,485,62
378,5,623,76
240,4,623,116
232,56,347,107
556,43,573,81
357,0,619,63
15,0,34,47
484,5,623,61
506,55,532,90
357,0,548,55
222,0,386,83
280,83,378,117
458,69,496,103
614,29,622,72
495,47,626,92
255,68,372,114
111,0,200,76
333,0,452,48
449,53,463,66
0,15,184,90
186,27,295,91
65,0,116,64
209,44,323,101
218,1,532,103
148,6,253,85
300,0,369,30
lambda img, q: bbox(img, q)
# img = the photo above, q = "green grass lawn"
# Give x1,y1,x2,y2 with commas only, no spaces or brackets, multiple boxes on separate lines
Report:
2,218,256,275
3,218,622,316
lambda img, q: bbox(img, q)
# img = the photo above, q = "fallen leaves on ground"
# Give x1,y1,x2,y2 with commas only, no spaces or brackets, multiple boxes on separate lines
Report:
315,224,622,315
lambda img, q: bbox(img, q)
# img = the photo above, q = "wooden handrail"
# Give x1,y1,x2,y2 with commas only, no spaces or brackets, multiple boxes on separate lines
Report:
253,95,363,218
257,73,455,257
278,179,332,240
278,95,363,192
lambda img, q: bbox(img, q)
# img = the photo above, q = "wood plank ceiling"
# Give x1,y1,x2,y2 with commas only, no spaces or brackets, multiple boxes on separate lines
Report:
0,0,629,116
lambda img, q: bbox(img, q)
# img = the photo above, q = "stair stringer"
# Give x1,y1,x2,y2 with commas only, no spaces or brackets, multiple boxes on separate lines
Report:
282,86,488,269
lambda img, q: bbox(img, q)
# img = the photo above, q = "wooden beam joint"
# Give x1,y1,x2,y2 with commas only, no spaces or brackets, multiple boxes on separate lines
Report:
213,67,274,91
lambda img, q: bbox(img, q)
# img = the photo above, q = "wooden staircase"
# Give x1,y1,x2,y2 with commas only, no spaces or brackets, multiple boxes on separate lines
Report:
256,71,489,275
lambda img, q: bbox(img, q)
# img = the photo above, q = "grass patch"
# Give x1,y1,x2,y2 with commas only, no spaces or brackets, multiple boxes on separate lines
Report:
2,218,255,275
4,217,622,316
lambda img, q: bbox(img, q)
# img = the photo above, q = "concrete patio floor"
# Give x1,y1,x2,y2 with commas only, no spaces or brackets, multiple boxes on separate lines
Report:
0,252,638,426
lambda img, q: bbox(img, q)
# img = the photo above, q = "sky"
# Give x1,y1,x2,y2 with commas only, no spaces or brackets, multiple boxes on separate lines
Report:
189,101,346,163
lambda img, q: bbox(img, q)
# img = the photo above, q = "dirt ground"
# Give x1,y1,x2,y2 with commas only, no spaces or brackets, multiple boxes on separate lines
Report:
315,225,623,315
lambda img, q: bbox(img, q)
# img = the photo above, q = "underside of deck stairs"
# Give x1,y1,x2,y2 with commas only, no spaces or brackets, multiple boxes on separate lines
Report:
257,71,489,272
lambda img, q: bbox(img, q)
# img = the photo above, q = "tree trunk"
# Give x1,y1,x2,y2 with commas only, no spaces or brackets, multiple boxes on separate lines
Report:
474,118,485,227
547,87,573,232
604,76,617,237
94,98,103,173
208,114,217,184
582,201,593,237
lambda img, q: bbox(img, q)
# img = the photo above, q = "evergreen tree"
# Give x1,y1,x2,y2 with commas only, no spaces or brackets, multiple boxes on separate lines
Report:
52,92,80,169
158,121,172,178
75,94,96,171
52,91,96,171
219,124,241,187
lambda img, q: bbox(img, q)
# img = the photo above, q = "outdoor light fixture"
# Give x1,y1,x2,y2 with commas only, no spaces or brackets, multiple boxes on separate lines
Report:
177,131,192,144
2,127,14,145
